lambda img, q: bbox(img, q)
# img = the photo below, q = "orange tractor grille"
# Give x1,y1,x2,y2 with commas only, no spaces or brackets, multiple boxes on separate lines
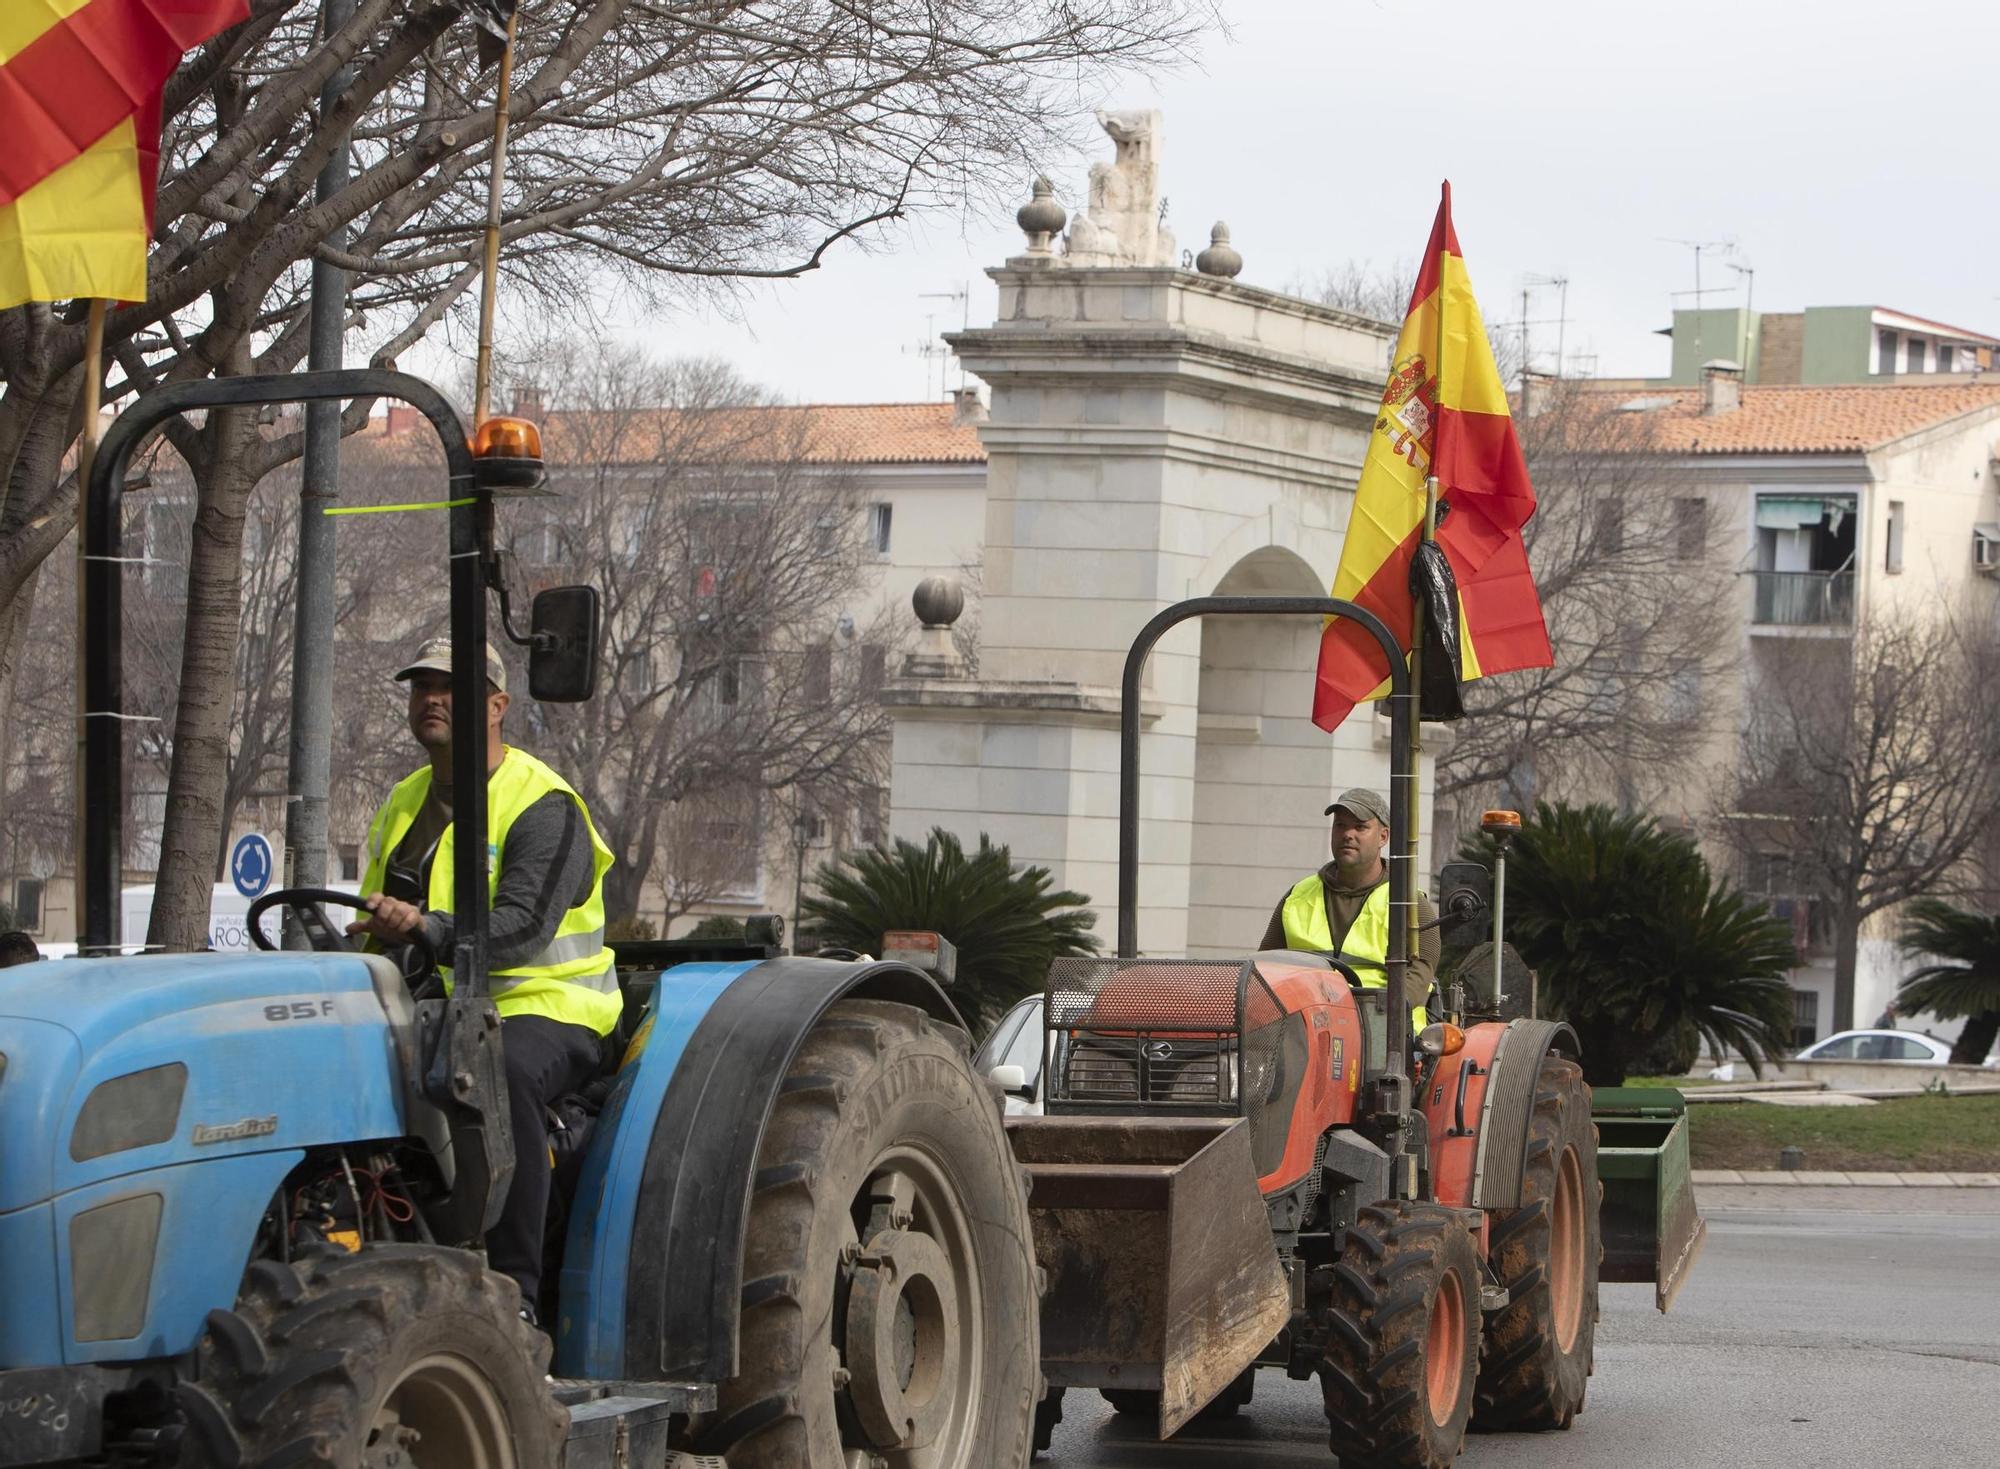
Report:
1044,958,1288,1118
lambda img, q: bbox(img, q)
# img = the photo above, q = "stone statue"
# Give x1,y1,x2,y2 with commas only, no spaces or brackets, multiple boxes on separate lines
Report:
1063,109,1174,267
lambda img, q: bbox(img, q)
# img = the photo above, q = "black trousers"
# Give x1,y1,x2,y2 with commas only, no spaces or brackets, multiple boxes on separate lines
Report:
488,1014,603,1309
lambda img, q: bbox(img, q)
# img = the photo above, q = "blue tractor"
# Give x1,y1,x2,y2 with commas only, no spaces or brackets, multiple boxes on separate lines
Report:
0,372,1042,1468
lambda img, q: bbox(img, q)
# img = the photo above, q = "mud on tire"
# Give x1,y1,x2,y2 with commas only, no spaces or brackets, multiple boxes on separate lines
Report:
1319,1200,1481,1469
1472,1054,1601,1431
699,998,1040,1468
178,1243,565,1468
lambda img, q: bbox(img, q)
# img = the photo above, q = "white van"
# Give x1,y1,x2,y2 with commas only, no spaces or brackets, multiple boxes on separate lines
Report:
120,883,282,953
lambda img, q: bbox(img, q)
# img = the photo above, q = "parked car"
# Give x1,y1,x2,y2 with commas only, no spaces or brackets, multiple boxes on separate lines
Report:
973,994,1047,1114
1794,1029,1996,1067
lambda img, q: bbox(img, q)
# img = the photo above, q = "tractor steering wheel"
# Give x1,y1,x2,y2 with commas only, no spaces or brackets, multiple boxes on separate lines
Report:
246,887,439,981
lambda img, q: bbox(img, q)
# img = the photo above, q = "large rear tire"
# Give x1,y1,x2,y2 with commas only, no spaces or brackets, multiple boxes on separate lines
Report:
1472,1055,1601,1431
178,1244,565,1468
699,998,1039,1468
1319,1200,1480,1469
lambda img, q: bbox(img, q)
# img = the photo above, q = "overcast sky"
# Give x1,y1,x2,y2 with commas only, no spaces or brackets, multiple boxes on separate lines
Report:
575,0,2000,404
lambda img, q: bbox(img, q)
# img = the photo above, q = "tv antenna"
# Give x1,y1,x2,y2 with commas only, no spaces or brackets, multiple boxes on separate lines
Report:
910,285,971,397
1660,237,1736,363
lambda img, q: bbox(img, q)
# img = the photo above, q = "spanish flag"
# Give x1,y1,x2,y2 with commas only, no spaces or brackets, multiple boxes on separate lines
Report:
1312,183,1552,732
0,0,248,309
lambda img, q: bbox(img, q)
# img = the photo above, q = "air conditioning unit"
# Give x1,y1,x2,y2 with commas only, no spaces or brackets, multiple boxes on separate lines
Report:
1975,523,2000,573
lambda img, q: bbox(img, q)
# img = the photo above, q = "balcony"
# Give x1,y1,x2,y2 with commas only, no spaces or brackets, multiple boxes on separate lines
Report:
1751,569,1855,628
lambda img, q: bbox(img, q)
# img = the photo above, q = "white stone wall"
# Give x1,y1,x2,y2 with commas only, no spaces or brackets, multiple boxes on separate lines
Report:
882,264,1445,957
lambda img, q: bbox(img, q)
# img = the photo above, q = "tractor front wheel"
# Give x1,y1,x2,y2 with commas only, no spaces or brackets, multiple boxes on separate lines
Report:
179,1244,565,1468
1472,1054,1601,1431
1319,1200,1481,1469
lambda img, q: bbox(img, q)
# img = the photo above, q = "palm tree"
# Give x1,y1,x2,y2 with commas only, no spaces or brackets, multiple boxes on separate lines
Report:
801,828,1100,1029
1463,803,1797,1087
1896,899,2000,1065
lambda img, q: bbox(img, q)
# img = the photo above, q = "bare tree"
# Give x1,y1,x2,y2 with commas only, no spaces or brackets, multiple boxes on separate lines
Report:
1436,380,1736,819
490,343,895,924
0,0,1217,948
1724,612,2000,1032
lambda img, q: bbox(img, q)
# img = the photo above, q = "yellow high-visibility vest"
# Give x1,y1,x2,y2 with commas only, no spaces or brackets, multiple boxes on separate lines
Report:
1280,875,1426,1028
360,748,621,1035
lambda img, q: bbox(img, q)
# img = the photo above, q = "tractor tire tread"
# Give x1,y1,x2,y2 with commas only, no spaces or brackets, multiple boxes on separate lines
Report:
1319,1199,1481,1469
1471,1056,1601,1433
176,1245,563,1469
697,997,1038,1469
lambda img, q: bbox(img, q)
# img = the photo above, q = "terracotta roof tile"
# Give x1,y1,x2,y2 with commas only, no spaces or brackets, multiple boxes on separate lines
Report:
1576,381,2000,455
376,401,986,466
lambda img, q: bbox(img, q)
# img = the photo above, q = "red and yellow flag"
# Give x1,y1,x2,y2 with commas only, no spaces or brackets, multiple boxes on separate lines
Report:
1312,183,1552,731
0,0,248,309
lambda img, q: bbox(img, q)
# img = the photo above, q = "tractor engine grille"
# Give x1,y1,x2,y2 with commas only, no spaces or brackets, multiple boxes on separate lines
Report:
1044,958,1287,1116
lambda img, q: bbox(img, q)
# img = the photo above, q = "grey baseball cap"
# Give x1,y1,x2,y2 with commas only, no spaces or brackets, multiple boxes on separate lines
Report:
1324,787,1390,825
394,636,508,694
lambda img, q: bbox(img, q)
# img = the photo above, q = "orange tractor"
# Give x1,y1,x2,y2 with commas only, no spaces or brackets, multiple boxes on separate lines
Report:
1007,596,1703,1467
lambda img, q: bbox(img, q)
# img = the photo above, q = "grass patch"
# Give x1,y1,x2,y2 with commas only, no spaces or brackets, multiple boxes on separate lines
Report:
1686,1092,2000,1173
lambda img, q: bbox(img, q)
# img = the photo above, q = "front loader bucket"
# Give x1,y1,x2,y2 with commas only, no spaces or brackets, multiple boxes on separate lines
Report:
1007,1115,1290,1439
1591,1087,1706,1311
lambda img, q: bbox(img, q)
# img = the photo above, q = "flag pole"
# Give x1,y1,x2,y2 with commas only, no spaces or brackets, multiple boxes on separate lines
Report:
472,8,521,424
74,297,108,946
1406,182,1452,982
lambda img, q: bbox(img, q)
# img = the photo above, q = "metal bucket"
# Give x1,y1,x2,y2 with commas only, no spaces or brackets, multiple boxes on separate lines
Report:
1006,1115,1291,1438
1591,1087,1706,1311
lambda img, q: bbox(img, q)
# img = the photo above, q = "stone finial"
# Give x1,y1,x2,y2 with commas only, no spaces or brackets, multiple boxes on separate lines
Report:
1195,222,1242,279
912,576,965,629
1016,176,1067,256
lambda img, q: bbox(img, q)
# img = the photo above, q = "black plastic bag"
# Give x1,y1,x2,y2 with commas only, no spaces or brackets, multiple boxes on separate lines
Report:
1408,540,1466,721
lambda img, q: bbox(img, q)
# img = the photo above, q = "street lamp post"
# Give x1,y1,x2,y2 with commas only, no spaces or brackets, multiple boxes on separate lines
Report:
791,811,814,951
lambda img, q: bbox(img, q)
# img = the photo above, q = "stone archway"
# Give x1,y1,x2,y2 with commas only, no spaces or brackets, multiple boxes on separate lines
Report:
1185,548,1346,958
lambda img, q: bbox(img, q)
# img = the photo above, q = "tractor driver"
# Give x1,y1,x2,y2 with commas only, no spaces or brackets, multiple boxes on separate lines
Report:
1259,787,1438,1024
347,636,621,1324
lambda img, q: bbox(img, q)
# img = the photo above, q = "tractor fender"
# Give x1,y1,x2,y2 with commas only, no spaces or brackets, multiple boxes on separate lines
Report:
1423,1018,1578,1213
552,956,966,1382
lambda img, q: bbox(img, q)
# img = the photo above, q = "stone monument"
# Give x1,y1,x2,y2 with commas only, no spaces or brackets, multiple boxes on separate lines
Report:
883,115,1441,958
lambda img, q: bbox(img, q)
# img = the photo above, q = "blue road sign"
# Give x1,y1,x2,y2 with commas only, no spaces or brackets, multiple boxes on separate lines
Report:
231,833,275,899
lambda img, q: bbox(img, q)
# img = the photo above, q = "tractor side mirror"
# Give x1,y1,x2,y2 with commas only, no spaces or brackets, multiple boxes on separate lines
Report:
1436,861,1492,947
528,585,600,702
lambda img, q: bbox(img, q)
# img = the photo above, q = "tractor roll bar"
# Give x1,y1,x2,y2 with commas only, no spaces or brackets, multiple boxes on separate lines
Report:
1116,596,1414,1073
80,370,491,992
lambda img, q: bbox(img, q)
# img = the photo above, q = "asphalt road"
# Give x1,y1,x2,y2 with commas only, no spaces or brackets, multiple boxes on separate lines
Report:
1040,1189,2000,1468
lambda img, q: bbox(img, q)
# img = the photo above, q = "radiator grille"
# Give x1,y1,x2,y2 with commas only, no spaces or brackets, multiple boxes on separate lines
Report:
1044,958,1287,1114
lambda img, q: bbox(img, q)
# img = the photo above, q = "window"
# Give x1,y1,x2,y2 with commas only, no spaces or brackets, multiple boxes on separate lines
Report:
1877,329,1898,374
1885,500,1905,575
867,503,893,555
1592,501,1624,556
619,651,655,696
12,877,44,932
1881,1036,1934,1062
804,644,832,703
338,845,360,884
1673,498,1707,559
1664,667,1702,725
1808,1035,1856,1060
860,645,887,693
1791,989,1819,1050
1906,339,1926,374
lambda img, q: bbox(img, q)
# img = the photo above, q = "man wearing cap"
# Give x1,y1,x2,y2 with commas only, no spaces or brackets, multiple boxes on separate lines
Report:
347,636,620,1321
1259,787,1438,1016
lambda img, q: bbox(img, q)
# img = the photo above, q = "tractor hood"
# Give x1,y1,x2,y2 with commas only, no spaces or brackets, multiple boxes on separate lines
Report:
0,952,408,1214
